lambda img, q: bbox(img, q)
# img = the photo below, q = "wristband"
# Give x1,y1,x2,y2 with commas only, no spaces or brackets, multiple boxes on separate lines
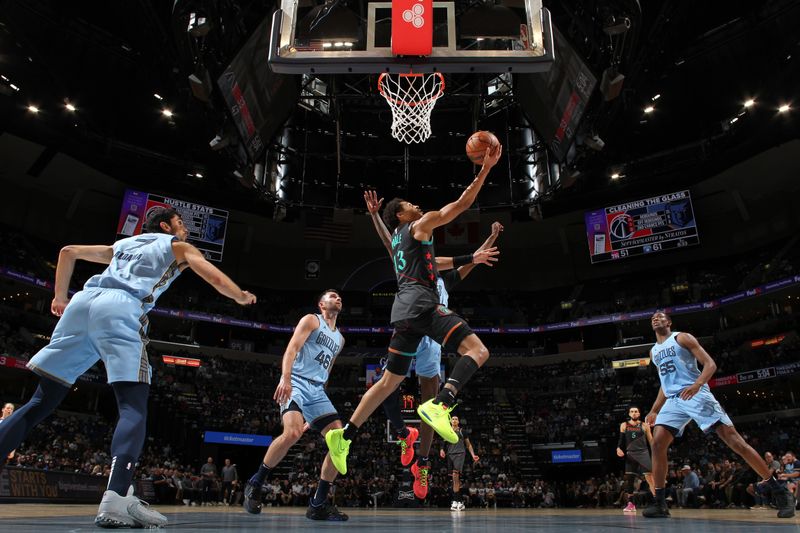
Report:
453,254,472,267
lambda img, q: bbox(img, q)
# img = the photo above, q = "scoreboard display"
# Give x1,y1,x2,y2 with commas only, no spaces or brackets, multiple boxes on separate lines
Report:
116,189,229,262
585,190,700,264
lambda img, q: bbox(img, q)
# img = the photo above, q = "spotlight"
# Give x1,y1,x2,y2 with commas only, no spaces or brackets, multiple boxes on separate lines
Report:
611,173,620,179
27,105,39,114
154,93,164,100
651,94,661,101
778,103,791,113
743,98,755,108
161,108,174,118
644,106,655,114
10,83,20,91
65,102,76,112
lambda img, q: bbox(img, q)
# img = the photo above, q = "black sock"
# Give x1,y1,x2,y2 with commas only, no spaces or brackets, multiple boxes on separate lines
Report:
435,357,479,406
311,479,332,507
435,387,456,407
655,488,666,503
397,426,410,439
249,463,272,486
108,454,136,496
342,421,360,441
417,456,429,467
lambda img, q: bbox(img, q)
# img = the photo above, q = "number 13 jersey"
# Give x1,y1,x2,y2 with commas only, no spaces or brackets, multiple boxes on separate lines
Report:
390,222,440,324
294,314,343,383
650,331,708,397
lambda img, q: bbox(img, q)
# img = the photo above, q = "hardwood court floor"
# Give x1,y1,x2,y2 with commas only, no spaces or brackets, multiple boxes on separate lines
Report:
0,505,797,531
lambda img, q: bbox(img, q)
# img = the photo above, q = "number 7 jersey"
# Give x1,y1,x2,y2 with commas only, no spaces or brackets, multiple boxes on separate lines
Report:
293,314,343,383
650,331,708,397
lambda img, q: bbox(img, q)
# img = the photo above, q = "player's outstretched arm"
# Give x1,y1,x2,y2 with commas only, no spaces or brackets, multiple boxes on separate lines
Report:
437,246,500,272
458,221,504,280
52,244,114,316
173,241,256,305
274,313,319,403
676,332,717,400
364,190,392,257
414,145,502,237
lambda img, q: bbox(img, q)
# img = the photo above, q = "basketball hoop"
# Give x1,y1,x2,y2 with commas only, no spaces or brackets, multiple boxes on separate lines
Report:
378,72,445,144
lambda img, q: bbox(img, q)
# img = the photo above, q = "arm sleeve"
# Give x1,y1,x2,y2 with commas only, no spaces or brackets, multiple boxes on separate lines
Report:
617,429,626,450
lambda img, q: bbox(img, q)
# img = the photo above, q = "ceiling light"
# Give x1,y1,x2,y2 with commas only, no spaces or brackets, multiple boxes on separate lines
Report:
644,106,654,114
154,93,163,100
610,173,620,179
9,83,19,91
27,105,39,114
743,99,755,108
651,94,661,101
65,102,76,112
0,75,7,81
194,172,203,178
729,117,738,124
322,42,332,48
161,108,173,118
778,103,791,113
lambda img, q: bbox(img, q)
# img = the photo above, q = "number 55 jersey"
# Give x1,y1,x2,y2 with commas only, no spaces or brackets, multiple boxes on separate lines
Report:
650,331,732,436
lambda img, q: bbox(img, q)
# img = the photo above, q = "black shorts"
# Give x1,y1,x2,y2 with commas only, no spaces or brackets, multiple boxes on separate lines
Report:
448,453,466,473
389,305,474,357
625,450,652,475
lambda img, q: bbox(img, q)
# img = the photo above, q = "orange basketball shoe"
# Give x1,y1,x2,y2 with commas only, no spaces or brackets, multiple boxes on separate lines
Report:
411,461,430,500
397,427,419,467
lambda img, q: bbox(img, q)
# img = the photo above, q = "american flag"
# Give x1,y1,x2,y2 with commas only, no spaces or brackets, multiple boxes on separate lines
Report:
303,209,352,243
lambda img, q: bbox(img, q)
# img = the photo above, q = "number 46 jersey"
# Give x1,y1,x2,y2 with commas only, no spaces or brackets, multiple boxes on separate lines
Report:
650,331,707,397
293,314,343,384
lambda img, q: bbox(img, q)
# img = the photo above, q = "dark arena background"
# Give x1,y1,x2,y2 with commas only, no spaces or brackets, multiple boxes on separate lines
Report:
0,0,799,531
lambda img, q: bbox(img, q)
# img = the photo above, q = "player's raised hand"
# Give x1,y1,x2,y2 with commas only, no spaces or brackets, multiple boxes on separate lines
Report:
472,247,500,266
236,290,257,306
491,222,504,235
481,143,503,171
364,190,384,214
274,376,292,405
51,296,70,317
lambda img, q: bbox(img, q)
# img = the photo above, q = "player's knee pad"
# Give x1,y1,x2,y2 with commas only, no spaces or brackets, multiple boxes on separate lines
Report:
385,353,413,376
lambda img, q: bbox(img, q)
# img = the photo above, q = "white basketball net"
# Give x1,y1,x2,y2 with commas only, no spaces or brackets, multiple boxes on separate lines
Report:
378,72,445,144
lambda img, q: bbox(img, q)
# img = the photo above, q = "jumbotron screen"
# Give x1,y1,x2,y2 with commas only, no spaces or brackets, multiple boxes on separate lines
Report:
585,190,700,264
116,189,229,262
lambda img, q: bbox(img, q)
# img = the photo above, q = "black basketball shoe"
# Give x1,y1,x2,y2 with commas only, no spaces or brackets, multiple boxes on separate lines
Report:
776,485,796,518
642,500,671,518
242,482,263,514
306,503,349,521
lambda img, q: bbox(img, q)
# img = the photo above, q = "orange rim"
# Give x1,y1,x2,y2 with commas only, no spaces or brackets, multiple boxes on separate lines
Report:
378,72,445,107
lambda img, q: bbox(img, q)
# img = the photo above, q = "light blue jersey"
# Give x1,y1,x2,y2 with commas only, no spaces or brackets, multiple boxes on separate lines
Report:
84,233,182,312
652,330,732,436
650,331,707,398
293,314,343,384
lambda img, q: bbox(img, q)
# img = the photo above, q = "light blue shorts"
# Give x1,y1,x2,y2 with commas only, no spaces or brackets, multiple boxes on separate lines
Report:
655,388,733,437
414,336,442,379
27,288,151,385
281,375,338,431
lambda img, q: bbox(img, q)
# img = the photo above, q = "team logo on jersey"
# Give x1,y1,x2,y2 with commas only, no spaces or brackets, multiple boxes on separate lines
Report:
436,305,453,316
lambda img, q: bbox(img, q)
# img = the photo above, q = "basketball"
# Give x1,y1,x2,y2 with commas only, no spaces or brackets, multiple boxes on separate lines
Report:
465,131,500,164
